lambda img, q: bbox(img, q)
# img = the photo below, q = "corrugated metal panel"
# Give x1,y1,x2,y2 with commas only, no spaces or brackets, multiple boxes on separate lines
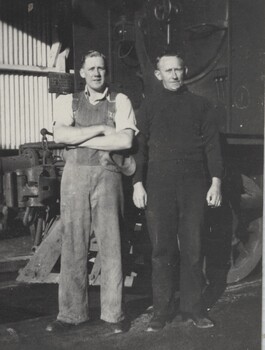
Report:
0,73,55,149
0,0,58,150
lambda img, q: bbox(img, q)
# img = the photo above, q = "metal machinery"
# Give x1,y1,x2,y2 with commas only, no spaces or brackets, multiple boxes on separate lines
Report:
2,130,64,249
0,0,263,284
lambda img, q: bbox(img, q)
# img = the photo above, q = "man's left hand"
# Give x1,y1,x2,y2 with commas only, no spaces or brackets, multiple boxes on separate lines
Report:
103,125,116,136
206,177,222,208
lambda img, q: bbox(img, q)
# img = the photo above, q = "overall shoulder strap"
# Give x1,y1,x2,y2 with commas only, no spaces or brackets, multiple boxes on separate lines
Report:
108,91,118,115
109,91,118,102
72,91,83,114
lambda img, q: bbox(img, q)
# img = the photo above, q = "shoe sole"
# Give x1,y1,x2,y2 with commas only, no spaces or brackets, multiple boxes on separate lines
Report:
192,320,214,329
146,326,163,332
46,322,73,332
113,328,125,334
146,318,174,332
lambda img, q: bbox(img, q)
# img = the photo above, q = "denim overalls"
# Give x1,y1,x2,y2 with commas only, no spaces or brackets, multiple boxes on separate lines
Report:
58,91,124,324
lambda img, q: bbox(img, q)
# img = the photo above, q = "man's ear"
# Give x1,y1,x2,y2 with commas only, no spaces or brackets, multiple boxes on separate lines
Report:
80,68,85,78
154,69,162,81
184,66,188,76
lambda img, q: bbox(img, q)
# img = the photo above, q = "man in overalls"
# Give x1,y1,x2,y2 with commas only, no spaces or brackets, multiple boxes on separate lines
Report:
46,50,137,333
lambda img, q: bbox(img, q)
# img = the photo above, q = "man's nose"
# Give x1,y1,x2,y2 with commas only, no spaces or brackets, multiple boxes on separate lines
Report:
171,70,177,79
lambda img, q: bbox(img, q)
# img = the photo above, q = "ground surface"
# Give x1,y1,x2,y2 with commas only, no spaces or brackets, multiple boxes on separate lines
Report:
0,271,261,350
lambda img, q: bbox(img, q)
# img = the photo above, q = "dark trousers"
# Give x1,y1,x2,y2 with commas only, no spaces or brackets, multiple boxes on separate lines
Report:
146,160,208,317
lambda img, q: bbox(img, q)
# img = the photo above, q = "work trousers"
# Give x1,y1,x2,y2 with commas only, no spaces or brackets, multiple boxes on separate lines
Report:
58,164,124,324
146,160,208,317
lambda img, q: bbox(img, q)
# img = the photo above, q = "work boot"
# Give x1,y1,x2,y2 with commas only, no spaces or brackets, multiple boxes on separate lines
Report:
191,315,214,329
46,320,74,332
182,313,214,329
147,300,179,332
147,315,167,332
105,318,131,334
46,319,89,333
147,309,177,332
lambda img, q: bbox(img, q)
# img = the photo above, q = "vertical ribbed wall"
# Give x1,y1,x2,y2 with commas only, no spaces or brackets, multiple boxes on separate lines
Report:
0,0,57,149
0,74,55,148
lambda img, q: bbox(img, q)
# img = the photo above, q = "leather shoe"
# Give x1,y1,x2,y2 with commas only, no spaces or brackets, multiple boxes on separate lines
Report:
192,316,214,328
46,320,89,333
105,318,131,334
182,314,214,329
146,311,176,332
46,320,75,332
147,315,167,332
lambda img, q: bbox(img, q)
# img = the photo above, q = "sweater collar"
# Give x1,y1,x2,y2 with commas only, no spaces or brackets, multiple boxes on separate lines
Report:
162,84,188,95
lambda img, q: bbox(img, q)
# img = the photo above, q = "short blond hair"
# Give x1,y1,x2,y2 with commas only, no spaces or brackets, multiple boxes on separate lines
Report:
81,50,108,73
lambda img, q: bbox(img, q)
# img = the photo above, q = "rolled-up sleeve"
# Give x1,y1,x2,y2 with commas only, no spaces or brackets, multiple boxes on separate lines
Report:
114,93,138,134
53,94,74,126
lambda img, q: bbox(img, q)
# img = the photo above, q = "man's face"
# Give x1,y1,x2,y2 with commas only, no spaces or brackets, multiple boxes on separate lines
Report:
80,56,107,92
155,56,186,91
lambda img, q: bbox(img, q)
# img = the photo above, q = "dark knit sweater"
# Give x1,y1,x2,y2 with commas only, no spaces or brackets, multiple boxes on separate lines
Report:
133,85,223,184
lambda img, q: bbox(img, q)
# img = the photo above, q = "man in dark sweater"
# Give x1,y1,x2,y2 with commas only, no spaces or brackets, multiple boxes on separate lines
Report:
133,51,223,331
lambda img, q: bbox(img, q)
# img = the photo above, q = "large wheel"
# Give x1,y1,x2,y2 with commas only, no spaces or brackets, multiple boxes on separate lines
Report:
227,174,263,283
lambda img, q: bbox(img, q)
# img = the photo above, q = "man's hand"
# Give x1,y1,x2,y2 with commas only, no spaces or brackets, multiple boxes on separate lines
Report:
103,125,116,136
133,182,147,209
206,177,222,208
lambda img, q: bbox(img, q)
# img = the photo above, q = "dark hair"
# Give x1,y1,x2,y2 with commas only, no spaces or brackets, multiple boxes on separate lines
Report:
155,49,185,69
80,50,108,73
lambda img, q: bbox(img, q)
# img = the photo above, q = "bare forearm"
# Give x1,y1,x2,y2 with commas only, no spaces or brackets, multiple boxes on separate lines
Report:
80,130,133,151
53,125,105,145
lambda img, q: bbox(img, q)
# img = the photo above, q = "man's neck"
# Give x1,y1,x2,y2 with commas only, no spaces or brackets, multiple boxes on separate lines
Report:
85,86,108,104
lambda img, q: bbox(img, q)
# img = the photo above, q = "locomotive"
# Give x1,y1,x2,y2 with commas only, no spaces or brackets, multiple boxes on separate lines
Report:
0,0,263,284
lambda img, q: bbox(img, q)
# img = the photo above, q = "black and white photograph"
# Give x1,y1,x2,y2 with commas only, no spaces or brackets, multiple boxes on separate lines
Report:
0,1,263,349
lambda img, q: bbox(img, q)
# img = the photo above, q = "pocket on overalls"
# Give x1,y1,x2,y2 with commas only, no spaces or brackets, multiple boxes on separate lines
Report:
99,151,120,173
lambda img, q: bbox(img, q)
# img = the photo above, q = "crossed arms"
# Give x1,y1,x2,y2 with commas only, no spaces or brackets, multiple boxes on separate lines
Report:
53,123,134,151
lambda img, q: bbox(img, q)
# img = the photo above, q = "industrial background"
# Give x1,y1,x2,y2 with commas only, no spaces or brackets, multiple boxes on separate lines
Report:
0,1,263,349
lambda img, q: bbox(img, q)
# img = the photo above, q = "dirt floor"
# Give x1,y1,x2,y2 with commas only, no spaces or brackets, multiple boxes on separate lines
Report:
0,232,262,350
0,271,261,350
